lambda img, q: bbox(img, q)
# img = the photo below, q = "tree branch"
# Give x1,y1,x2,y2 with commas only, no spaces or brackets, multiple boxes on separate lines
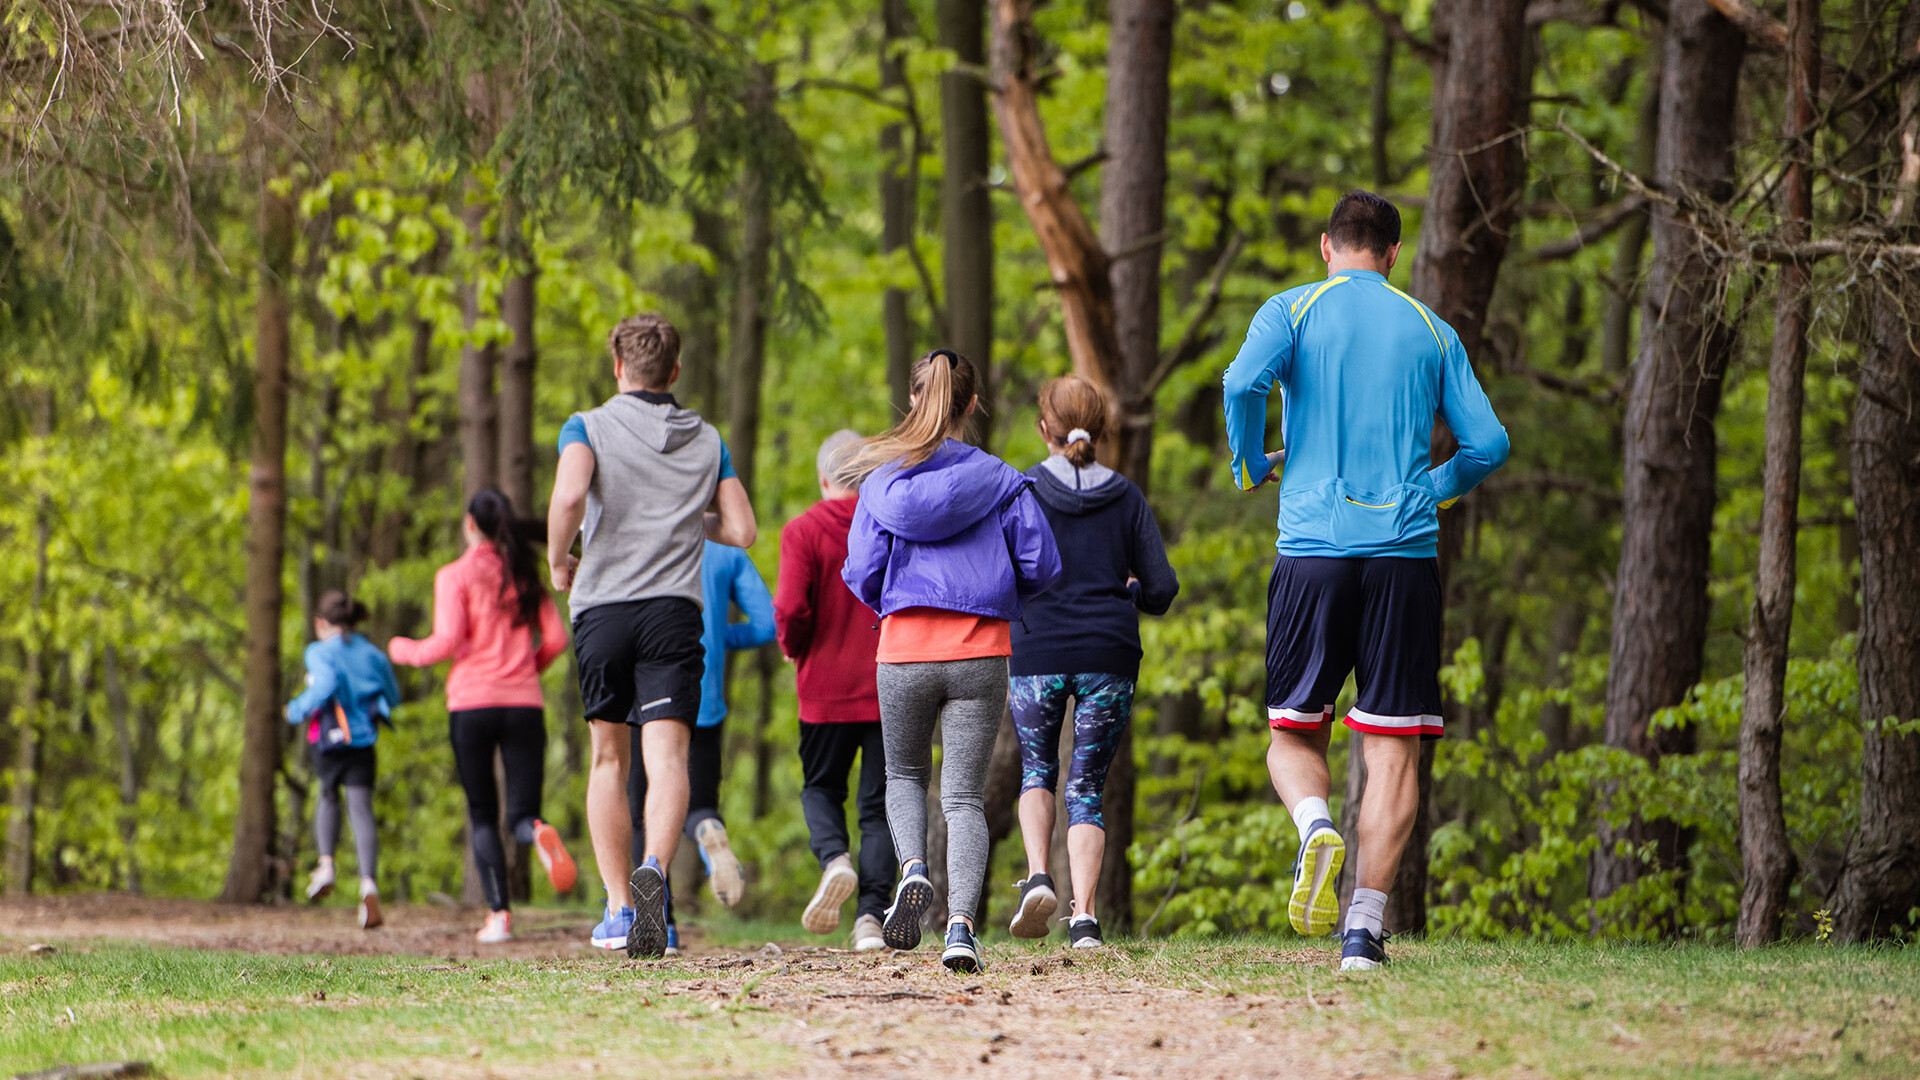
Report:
1354,0,1442,63
1139,231,1247,403
1702,0,1789,53
1526,196,1648,261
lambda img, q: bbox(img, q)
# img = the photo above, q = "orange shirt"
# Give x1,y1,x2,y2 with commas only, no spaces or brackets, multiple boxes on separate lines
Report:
876,607,1011,664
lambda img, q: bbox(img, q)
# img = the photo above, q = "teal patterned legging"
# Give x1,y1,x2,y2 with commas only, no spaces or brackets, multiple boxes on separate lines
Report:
1010,673,1137,829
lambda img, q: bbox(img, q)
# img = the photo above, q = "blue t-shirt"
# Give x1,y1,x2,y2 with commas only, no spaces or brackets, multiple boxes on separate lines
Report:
697,541,776,727
1222,268,1509,559
557,409,735,481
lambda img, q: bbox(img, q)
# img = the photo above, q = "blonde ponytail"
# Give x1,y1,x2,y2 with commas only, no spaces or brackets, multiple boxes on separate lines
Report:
836,350,981,485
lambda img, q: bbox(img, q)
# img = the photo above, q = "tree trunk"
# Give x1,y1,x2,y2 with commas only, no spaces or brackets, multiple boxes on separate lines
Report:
459,193,500,500
498,199,538,517
1599,35,1662,378
882,0,917,416
1401,0,1533,936
1736,0,1816,947
105,642,141,895
222,161,297,904
727,64,776,497
1833,3,1920,939
3,390,51,897
940,0,994,441
1593,0,1745,906
1370,27,1394,188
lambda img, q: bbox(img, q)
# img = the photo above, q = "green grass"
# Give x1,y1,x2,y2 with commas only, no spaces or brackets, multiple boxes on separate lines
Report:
3,935,1916,1079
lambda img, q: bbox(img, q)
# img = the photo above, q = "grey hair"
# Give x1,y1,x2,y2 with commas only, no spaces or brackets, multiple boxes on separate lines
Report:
817,429,864,485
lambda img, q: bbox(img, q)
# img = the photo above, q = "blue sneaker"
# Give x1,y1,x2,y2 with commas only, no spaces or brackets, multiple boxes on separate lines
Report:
1339,927,1389,971
627,859,671,959
941,920,984,974
882,860,934,951
591,903,635,950
664,922,682,958
1288,818,1346,937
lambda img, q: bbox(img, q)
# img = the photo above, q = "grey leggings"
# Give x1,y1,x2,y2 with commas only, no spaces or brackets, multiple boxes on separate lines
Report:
878,656,1009,925
316,785,378,881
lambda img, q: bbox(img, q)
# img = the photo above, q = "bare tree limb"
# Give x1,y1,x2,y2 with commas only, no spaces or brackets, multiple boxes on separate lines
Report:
1526,196,1648,261
1702,0,1789,53
1139,231,1247,402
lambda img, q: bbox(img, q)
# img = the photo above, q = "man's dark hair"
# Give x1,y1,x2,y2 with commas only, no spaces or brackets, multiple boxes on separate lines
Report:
1327,190,1402,259
608,313,681,390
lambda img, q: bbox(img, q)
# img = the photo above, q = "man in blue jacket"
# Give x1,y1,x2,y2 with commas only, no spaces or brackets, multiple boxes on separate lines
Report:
1222,190,1509,970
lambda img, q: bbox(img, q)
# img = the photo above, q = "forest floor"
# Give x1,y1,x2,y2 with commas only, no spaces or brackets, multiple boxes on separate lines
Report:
3,896,1918,1080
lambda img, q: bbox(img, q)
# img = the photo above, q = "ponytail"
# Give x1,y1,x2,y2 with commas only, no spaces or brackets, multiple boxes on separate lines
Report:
317,590,370,629
468,487,545,627
834,349,981,486
1039,375,1106,469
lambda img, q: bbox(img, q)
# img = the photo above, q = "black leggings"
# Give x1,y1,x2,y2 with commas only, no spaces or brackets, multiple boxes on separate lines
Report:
450,707,548,912
629,720,725,866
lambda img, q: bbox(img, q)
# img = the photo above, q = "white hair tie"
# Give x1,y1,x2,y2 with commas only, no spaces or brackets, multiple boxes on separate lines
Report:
1066,428,1093,445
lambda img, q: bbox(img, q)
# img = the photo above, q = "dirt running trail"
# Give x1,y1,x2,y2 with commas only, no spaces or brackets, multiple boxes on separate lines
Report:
1,897,1458,1080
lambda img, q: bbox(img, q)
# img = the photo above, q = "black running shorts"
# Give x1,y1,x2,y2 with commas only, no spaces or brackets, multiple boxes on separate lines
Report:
573,597,704,726
1264,554,1445,739
313,743,377,789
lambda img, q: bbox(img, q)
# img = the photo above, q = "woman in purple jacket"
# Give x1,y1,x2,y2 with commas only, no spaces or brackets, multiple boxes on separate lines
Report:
838,349,1061,973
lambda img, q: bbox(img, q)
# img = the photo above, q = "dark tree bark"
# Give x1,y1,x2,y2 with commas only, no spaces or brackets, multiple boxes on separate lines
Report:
1593,0,1745,905
222,161,297,904
104,642,141,895
727,64,776,498
1736,0,1816,947
1834,4,1920,939
457,201,501,501
1370,26,1394,189
882,0,917,416
939,0,994,441
3,390,51,897
1401,0,1533,936
1599,36,1662,378
498,198,538,517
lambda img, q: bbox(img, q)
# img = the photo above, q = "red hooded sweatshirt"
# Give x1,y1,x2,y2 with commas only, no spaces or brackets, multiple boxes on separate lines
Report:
775,497,881,723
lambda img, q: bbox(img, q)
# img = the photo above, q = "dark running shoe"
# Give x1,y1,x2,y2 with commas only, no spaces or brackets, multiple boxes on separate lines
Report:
882,860,934,951
1008,872,1058,939
942,921,984,974
1288,818,1346,937
627,860,671,959
1339,928,1390,971
1067,915,1104,949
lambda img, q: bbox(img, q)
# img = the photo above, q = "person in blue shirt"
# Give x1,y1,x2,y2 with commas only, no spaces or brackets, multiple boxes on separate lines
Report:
285,590,402,930
1221,190,1508,972
628,539,774,950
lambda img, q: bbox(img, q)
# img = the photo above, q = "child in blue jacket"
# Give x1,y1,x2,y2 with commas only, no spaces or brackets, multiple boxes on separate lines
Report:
286,590,400,929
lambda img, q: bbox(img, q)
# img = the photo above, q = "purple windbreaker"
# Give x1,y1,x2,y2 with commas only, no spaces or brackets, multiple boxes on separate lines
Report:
841,440,1062,622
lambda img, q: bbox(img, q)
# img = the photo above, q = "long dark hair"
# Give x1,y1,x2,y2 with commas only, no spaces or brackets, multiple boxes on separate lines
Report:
468,488,544,627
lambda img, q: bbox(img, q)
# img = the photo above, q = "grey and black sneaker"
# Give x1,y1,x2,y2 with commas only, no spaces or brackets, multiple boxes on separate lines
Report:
1008,872,1058,939
882,860,934,951
1339,928,1390,971
941,920,984,974
626,859,671,959
1067,915,1104,949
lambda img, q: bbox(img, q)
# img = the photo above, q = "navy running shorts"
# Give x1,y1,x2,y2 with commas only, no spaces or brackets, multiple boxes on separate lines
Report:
313,743,376,790
573,597,705,726
1264,554,1445,739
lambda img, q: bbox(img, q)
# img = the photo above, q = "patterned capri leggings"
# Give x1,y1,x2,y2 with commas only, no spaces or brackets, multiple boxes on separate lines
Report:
1009,672,1137,829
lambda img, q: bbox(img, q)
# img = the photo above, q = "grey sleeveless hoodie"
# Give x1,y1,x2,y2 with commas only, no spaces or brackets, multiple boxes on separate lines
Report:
569,392,722,614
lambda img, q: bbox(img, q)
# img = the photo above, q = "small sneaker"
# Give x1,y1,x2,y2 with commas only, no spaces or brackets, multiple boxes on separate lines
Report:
1339,927,1390,971
694,819,745,908
1067,915,1104,949
476,910,512,944
851,913,886,952
530,820,577,895
881,861,934,951
664,923,682,958
590,903,635,950
305,863,336,903
357,883,383,930
1008,873,1058,939
802,855,859,935
627,860,671,959
941,920,984,974
1288,818,1346,937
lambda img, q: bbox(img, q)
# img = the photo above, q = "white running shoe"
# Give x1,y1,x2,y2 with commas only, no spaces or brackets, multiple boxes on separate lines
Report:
476,910,512,944
802,855,859,935
695,819,745,908
851,913,886,952
305,863,335,902
1008,873,1058,939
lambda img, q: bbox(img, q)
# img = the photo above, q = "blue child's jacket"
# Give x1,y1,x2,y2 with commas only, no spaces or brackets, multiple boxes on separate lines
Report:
286,633,401,749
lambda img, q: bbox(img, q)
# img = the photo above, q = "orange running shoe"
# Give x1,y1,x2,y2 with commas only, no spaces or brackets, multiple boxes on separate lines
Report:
476,910,512,944
531,819,577,894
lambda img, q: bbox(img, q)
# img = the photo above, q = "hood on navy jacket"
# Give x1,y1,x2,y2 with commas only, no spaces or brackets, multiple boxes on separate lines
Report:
842,440,1061,622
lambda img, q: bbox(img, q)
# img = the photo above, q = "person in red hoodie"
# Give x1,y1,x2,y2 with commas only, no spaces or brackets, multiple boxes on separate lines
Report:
389,488,579,944
775,429,894,951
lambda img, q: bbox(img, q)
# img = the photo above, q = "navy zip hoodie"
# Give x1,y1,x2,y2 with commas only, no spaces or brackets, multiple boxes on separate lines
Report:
1009,458,1179,679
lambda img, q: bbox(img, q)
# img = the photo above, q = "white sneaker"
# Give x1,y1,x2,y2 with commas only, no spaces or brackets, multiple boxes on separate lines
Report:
695,819,745,908
851,913,886,952
357,879,383,930
802,855,859,935
305,863,335,902
476,911,512,944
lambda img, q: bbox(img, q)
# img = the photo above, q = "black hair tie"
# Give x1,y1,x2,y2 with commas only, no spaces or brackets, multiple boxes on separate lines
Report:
929,348,960,368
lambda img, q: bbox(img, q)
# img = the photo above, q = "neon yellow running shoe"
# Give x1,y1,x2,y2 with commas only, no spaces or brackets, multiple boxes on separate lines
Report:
1288,820,1346,937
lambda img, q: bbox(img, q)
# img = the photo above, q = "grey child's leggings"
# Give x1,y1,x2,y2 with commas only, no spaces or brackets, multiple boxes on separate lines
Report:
877,656,1009,925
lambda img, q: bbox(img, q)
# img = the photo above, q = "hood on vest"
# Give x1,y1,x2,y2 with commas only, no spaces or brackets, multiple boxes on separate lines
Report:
1028,462,1129,515
862,440,1027,543
595,392,707,454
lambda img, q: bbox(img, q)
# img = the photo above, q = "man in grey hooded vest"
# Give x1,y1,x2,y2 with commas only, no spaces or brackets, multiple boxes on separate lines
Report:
548,313,758,958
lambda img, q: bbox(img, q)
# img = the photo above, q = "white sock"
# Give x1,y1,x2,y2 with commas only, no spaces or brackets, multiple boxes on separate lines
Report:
359,877,378,898
1347,888,1387,935
1290,796,1332,839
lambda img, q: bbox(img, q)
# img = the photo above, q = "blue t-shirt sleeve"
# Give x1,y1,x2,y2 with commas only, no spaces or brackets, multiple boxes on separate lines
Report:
557,415,590,455
717,438,736,481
